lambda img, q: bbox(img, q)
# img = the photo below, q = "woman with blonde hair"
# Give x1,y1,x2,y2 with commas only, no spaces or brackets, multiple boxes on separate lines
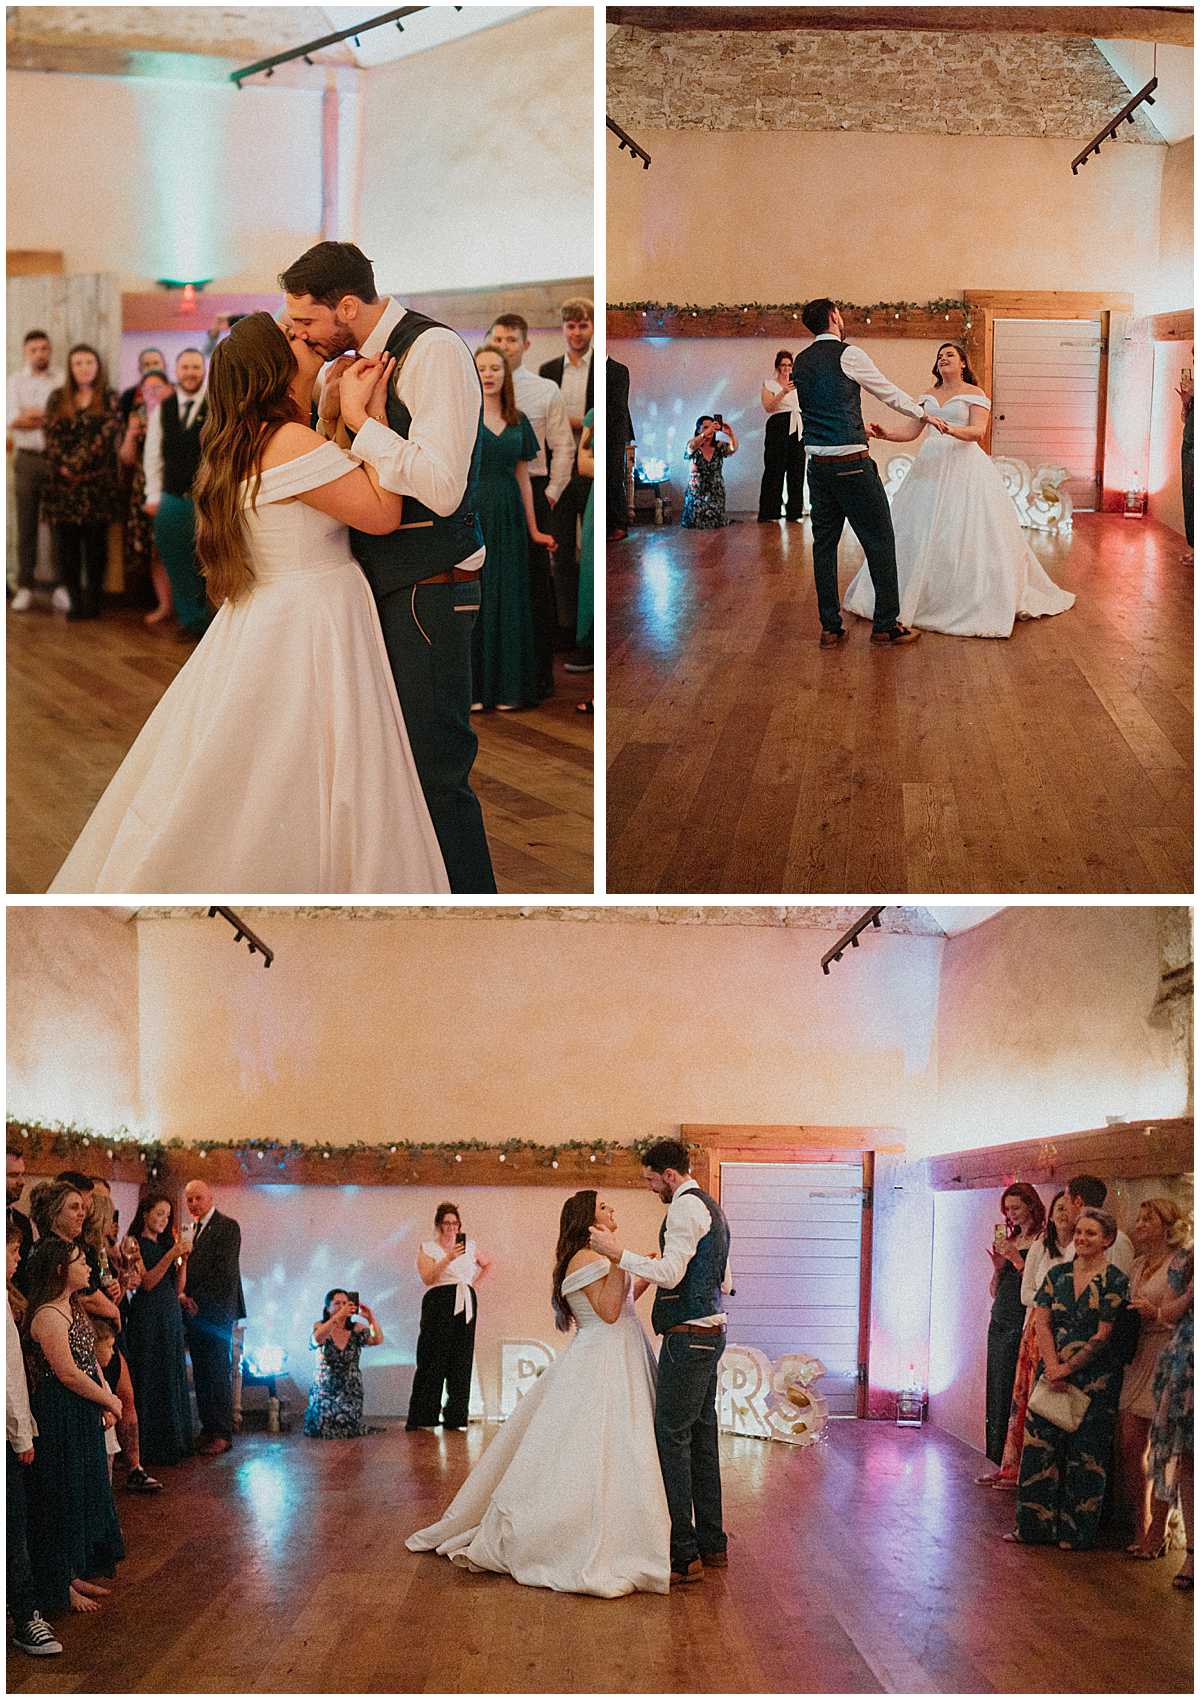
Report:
48,312,448,894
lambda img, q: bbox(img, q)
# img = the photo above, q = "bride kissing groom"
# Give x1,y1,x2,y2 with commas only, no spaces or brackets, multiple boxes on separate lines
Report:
406,1140,733,1596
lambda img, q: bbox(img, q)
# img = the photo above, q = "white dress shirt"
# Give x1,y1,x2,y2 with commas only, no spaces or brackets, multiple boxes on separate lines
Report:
617,1178,734,1328
557,345,593,430
513,365,575,501
347,297,485,573
7,1300,36,1454
802,333,925,455
142,386,207,508
7,364,64,453
763,376,801,437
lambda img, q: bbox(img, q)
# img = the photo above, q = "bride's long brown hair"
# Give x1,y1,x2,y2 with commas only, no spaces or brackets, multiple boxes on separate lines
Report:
193,312,304,606
551,1189,598,1333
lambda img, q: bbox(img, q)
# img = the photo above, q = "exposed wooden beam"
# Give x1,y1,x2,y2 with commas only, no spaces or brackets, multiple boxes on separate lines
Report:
928,1116,1192,1191
608,7,1194,45
1143,307,1195,341
7,250,64,278
683,1123,906,1155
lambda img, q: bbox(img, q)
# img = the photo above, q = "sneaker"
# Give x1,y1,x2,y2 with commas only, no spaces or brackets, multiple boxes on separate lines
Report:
563,649,593,673
13,1613,62,1656
125,1466,163,1492
9,587,34,612
51,586,72,612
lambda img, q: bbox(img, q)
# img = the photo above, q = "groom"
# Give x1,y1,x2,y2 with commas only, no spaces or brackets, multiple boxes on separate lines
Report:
590,1138,732,1586
793,297,945,649
280,240,495,894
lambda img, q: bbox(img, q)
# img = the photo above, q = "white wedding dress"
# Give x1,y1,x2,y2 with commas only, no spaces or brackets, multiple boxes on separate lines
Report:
406,1260,670,1597
49,442,449,894
842,392,1076,638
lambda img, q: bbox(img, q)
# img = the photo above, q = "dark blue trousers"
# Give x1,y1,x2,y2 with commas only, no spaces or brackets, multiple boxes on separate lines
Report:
654,1329,727,1570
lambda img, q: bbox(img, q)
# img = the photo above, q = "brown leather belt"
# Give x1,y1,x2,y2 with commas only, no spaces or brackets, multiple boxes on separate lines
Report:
811,449,870,464
416,567,478,585
666,1322,725,1336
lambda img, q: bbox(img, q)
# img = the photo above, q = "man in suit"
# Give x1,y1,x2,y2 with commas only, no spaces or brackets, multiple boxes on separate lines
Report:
5,1147,33,1285
589,1138,733,1586
607,357,635,541
539,298,594,647
143,347,210,642
181,1179,245,1457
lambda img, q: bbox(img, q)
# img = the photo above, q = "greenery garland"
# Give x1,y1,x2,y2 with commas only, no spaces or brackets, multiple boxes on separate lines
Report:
610,297,968,317
7,1119,678,1177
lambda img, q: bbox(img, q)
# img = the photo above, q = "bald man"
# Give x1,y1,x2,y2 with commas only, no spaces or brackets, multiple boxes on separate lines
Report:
181,1180,245,1455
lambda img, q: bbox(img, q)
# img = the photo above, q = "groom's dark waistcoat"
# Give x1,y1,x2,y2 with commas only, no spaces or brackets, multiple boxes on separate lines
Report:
350,310,485,595
160,394,208,498
651,1186,730,1334
792,338,867,449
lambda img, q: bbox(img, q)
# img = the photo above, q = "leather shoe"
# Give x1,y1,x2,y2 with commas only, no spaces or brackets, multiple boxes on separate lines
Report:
669,1559,704,1586
699,1551,728,1568
198,1437,231,1456
819,628,848,648
869,623,920,645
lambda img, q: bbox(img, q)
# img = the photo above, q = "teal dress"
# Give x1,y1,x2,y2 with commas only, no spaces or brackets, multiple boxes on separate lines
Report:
576,408,594,647
1149,1247,1193,1501
1015,1261,1129,1548
473,414,541,710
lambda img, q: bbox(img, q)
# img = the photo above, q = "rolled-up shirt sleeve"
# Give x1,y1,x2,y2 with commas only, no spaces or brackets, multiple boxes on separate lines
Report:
347,328,480,515
142,404,165,507
618,1193,709,1288
841,345,925,420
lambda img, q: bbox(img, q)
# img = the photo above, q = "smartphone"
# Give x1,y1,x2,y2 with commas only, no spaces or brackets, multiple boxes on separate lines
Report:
345,1290,360,1313
455,1232,467,1249
993,1224,1007,1249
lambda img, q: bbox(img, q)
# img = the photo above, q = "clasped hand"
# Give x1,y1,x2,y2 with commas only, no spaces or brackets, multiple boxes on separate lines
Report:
319,353,395,433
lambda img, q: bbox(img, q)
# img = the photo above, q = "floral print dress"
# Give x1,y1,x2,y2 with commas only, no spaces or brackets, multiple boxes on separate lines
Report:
681,442,732,529
1149,1247,1193,1501
304,1325,370,1437
42,393,123,525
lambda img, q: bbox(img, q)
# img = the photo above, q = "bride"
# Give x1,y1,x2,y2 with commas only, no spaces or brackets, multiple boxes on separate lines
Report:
843,342,1076,638
48,313,448,894
406,1190,670,1597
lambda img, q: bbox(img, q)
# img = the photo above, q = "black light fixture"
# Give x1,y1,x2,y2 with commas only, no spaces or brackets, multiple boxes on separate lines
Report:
208,907,274,969
232,7,430,86
1071,77,1158,175
607,115,651,170
820,908,885,976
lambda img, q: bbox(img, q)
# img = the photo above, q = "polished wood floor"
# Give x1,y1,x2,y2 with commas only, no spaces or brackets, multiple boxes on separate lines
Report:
6,604,594,894
6,1421,1190,1693
608,514,1193,894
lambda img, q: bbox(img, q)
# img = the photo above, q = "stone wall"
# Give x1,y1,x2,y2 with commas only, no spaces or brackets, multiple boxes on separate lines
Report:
607,25,1165,143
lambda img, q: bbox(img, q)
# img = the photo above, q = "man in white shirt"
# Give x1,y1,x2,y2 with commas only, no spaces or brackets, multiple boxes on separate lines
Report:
282,240,495,893
590,1138,732,1585
143,348,211,640
7,329,67,612
539,298,594,646
488,313,575,695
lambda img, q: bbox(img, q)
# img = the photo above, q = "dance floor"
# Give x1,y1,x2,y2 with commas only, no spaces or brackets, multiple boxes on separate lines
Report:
607,514,1193,894
5,1420,1190,1694
6,606,594,895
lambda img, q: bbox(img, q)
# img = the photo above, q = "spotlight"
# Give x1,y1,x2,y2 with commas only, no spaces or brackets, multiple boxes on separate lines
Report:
244,1342,288,1379
820,908,886,976
207,907,274,968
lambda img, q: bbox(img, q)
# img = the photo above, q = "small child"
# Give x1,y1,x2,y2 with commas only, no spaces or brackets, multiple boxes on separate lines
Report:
90,1319,123,1483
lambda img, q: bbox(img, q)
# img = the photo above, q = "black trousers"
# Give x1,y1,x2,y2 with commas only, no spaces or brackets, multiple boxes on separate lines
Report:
13,450,52,589
757,417,805,521
185,1313,235,1442
53,521,108,618
807,455,900,633
984,1318,1023,1466
654,1329,727,1571
529,476,560,696
607,434,631,532
549,471,590,633
7,1445,39,1625
407,1286,477,1428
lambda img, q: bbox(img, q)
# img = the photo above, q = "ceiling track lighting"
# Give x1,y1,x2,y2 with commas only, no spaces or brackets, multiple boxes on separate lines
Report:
820,908,885,976
208,907,274,968
232,7,432,86
606,115,652,170
1071,77,1157,175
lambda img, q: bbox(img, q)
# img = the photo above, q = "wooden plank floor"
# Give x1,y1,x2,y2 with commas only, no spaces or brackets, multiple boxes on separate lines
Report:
608,514,1193,894
6,1420,1191,1693
6,605,594,895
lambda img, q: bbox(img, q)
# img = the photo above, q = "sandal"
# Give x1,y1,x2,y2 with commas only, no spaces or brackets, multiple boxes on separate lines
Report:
1173,1549,1194,1591
975,1472,1004,1486
575,700,594,715
1124,1541,1167,1560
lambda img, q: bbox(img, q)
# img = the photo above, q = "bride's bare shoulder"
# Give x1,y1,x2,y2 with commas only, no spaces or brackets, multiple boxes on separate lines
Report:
258,421,327,470
566,1248,603,1272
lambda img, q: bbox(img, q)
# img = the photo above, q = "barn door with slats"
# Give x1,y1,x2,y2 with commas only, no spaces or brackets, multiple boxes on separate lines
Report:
990,318,1103,510
720,1161,864,1416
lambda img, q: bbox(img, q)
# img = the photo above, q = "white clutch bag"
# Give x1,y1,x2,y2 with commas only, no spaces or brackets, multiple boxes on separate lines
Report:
1028,1375,1090,1433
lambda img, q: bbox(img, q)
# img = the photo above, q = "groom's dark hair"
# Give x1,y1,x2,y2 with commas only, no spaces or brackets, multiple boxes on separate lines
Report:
801,298,837,336
279,242,378,307
642,1139,690,1175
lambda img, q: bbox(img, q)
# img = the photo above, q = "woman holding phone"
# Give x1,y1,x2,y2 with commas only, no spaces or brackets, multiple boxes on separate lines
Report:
407,1204,493,1431
981,1184,1045,1470
304,1287,383,1438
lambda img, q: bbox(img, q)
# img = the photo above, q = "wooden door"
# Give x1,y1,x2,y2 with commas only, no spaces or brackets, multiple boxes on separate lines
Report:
990,317,1104,510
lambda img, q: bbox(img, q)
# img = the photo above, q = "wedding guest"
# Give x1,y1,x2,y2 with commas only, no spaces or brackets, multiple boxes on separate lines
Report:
118,347,167,424
470,345,556,713
7,329,67,612
407,1203,492,1431
758,350,805,523
124,1193,194,1468
89,1320,123,1481
1147,1243,1193,1590
978,1189,1073,1489
143,348,211,642
980,1183,1045,1470
304,1288,383,1438
6,1147,34,1287
7,1215,62,1656
539,298,594,642
22,1236,125,1616
1116,1198,1190,1554
573,407,595,702
1065,1175,1135,1273
118,367,174,626
1179,367,1193,567
180,1179,245,1456
42,345,123,621
81,1184,159,1494
681,416,738,529
488,314,574,695
1007,1208,1129,1549
607,356,634,542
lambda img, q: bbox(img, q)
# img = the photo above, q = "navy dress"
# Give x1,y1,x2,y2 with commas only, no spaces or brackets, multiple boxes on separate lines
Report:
124,1235,195,1464
304,1326,371,1437
25,1306,125,1616
472,415,542,710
